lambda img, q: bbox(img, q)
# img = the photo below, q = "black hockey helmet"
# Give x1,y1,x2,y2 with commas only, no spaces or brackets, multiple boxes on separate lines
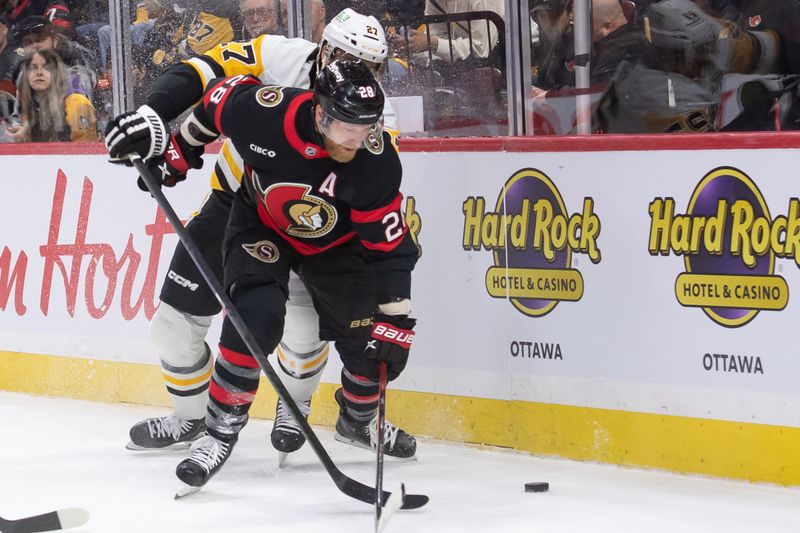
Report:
314,59,384,125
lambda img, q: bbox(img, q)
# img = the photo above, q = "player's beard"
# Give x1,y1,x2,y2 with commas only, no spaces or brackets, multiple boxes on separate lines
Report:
323,136,359,163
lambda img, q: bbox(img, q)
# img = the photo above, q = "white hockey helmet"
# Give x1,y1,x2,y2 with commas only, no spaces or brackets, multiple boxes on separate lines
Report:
317,8,388,75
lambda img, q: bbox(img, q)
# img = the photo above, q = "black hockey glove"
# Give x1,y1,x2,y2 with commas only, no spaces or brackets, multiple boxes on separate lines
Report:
137,133,204,192
364,314,416,381
105,104,169,163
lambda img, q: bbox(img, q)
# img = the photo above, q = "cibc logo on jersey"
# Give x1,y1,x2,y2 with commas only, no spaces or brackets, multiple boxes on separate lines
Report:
462,168,601,317
648,166,794,327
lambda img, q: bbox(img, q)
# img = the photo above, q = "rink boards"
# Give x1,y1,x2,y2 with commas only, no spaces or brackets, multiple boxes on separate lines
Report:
2,134,800,485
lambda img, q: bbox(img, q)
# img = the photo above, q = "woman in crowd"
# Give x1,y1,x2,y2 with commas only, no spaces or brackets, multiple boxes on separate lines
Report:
7,48,97,142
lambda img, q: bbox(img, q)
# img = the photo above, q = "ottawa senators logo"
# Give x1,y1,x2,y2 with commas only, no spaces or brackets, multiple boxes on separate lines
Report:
748,15,761,28
252,175,337,238
242,240,279,263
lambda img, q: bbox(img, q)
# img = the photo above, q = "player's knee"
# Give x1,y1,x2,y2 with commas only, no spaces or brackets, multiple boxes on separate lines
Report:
226,280,287,354
150,301,213,367
281,326,327,359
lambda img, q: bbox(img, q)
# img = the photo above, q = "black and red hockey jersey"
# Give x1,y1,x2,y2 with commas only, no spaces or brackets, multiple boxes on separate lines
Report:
190,74,417,301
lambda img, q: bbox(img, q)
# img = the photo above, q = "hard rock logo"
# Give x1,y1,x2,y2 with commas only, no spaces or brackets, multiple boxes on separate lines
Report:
648,166,792,327
462,168,601,318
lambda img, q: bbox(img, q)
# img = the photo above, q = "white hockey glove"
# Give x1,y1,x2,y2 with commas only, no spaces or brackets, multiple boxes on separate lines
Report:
105,105,169,164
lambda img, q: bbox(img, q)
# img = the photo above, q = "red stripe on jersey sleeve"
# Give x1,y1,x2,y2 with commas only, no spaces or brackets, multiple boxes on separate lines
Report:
350,193,403,223
203,77,259,133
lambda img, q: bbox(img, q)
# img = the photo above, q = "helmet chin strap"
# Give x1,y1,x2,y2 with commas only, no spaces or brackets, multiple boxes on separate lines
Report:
310,104,327,145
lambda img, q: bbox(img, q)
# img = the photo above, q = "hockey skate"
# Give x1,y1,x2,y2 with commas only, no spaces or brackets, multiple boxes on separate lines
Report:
175,433,237,497
271,398,311,455
333,388,417,459
127,413,205,450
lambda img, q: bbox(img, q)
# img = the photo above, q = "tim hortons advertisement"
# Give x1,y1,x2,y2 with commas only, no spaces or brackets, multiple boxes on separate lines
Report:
0,155,208,361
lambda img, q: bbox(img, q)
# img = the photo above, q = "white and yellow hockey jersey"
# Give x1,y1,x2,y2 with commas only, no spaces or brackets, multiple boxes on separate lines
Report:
183,34,399,194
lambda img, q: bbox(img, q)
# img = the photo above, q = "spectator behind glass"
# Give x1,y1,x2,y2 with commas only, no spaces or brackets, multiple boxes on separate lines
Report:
72,0,109,59
531,0,573,91
96,1,156,74
0,12,11,79
132,0,185,92
139,0,239,77
532,0,572,44
12,16,96,98
2,0,73,34
600,0,724,132
592,0,628,41
716,0,800,75
394,0,506,62
241,0,287,37
385,0,426,21
7,49,97,142
533,0,654,95
241,0,325,41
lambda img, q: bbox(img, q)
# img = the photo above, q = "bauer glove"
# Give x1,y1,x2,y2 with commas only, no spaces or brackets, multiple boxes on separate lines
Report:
138,133,204,191
364,313,416,381
105,104,169,163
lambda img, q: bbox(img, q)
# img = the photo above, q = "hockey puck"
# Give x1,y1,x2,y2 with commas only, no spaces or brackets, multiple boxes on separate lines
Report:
524,482,549,493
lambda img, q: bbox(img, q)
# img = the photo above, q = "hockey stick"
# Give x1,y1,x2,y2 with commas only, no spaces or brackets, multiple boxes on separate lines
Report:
374,362,405,533
129,156,429,510
374,362,388,529
0,508,89,533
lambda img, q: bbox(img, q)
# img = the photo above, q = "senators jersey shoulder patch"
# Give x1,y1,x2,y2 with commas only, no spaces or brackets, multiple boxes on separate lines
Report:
364,127,385,155
256,86,284,108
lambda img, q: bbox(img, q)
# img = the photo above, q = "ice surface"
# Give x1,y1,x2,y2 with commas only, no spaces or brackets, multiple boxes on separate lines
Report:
1,392,798,533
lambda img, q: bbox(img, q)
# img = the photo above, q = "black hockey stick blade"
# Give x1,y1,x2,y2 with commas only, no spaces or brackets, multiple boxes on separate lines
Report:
340,478,428,510
0,508,89,533
130,156,428,511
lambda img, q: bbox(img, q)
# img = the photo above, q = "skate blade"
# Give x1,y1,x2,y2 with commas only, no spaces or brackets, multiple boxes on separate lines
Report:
333,434,418,462
277,451,289,468
126,438,199,451
174,482,202,500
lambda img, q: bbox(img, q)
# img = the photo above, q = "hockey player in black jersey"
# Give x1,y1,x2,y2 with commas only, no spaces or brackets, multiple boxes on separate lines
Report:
104,9,400,457
147,59,419,489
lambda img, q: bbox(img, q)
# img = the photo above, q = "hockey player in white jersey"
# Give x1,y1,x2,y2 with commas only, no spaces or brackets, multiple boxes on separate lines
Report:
104,8,411,459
